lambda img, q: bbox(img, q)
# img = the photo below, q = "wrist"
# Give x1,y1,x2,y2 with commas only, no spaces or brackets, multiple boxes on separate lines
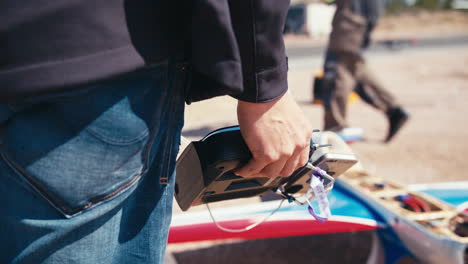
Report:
237,92,287,111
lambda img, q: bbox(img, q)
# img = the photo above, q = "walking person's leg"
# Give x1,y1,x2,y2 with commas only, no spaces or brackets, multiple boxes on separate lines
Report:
323,53,359,132
355,60,409,142
323,0,366,132
355,60,398,112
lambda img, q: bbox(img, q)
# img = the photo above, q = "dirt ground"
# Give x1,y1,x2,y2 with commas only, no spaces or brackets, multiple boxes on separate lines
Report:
290,44,468,185
182,10,468,185
182,44,468,185
169,11,468,263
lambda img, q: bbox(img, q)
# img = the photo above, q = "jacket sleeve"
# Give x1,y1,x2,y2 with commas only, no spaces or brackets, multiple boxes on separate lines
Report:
228,0,290,103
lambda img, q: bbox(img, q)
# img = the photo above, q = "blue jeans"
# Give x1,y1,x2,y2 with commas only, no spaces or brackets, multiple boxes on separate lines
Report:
0,63,185,263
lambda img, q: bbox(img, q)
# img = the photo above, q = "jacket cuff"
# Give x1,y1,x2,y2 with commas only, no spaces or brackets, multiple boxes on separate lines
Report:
233,57,288,103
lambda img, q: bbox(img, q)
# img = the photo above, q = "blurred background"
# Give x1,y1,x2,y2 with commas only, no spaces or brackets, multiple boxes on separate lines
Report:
182,0,468,185
170,2,468,263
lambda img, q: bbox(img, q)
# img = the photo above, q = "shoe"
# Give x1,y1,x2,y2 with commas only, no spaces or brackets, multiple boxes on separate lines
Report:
335,127,364,143
385,107,409,143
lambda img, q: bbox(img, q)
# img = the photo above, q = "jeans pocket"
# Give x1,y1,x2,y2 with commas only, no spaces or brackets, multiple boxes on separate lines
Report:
0,68,169,218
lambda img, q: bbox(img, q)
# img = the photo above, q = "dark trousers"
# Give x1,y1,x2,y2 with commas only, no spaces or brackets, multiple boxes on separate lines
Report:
323,52,398,131
323,0,398,131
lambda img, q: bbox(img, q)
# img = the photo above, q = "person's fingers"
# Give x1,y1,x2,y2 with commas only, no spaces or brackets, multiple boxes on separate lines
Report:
298,144,310,168
235,142,294,178
279,141,310,176
258,155,289,178
279,152,301,177
234,152,271,177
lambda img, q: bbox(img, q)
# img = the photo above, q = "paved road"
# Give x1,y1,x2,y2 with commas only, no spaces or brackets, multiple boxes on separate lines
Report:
287,34,468,70
286,34,468,60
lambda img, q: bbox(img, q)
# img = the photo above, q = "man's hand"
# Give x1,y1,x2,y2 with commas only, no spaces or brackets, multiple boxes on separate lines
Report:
235,92,313,178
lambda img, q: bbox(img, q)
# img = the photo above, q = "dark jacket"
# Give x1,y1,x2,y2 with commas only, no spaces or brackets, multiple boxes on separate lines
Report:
0,0,290,104
349,0,385,25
